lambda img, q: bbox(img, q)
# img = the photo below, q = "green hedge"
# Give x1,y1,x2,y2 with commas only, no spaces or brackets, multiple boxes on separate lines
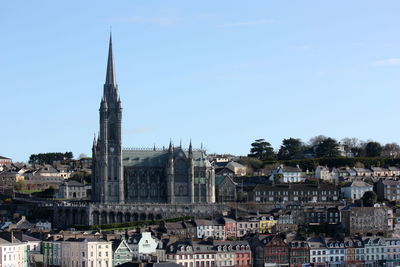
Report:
73,216,193,231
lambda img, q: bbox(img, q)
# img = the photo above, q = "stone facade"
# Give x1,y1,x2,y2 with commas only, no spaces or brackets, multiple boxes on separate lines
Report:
341,206,388,235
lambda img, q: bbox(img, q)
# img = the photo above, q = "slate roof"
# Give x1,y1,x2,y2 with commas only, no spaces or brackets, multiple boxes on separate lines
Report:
280,166,301,172
122,148,211,168
353,168,372,173
342,180,372,188
381,179,400,185
226,161,245,170
0,156,11,160
253,184,337,192
61,180,85,187
307,237,325,249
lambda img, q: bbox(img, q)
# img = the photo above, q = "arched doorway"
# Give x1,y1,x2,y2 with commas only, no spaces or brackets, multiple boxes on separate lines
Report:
101,211,107,224
117,212,123,223
109,212,116,224
93,211,100,225
125,213,131,222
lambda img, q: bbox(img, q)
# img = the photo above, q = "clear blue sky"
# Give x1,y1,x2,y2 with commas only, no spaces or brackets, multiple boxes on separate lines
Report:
1,1,400,162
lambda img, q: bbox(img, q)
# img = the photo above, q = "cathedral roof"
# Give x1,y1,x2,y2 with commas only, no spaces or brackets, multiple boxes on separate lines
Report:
122,148,211,168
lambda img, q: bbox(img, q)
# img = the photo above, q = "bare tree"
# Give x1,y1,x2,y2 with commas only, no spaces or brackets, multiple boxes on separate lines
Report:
382,143,400,158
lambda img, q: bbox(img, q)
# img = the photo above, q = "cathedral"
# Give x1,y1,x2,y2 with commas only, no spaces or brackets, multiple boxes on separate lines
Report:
91,36,216,204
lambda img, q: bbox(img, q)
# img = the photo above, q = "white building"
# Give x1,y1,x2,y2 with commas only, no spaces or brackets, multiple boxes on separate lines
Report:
57,180,87,200
324,238,345,266
271,165,304,183
362,237,386,265
340,180,373,200
195,220,225,240
315,166,332,181
44,238,112,267
307,237,328,265
0,235,28,267
385,238,400,267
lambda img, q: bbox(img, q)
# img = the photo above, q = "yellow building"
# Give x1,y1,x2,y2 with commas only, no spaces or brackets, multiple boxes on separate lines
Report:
258,216,277,234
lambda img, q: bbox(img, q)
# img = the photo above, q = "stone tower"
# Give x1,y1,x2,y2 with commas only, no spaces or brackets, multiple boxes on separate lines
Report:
92,34,125,203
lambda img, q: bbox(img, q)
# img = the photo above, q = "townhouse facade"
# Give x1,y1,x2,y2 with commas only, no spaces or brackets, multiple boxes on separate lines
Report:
252,184,339,203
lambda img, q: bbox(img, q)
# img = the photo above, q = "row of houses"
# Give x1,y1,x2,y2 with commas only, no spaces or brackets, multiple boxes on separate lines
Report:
43,232,252,267
250,234,400,267
316,166,400,182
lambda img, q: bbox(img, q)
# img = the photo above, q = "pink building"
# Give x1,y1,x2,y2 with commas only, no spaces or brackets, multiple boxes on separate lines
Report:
0,156,12,167
224,218,237,239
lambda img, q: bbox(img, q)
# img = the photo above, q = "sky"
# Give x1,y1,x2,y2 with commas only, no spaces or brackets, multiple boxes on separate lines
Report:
1,1,400,162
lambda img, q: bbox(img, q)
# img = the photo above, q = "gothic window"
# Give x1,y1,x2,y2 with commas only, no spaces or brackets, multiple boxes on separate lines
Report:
178,185,185,196
141,184,148,197
174,159,188,183
151,184,157,197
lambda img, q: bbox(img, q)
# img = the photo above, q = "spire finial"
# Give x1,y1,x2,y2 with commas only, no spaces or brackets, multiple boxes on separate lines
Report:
105,33,116,85
180,139,182,149
189,139,193,156
169,139,173,153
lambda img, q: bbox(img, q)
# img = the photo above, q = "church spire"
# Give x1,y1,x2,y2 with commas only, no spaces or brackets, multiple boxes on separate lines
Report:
189,139,193,157
105,33,116,86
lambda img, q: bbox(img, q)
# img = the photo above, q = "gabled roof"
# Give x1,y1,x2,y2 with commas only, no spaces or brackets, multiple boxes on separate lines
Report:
342,180,372,188
61,180,85,187
381,179,400,185
113,239,132,253
226,161,245,170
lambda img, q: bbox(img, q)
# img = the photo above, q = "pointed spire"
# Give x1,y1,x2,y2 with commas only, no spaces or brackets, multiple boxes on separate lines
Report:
169,139,173,153
189,139,193,156
93,133,97,146
180,139,182,149
105,33,116,86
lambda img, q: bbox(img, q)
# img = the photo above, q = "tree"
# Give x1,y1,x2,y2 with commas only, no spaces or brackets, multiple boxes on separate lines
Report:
341,137,362,156
361,191,377,207
365,142,382,157
308,135,328,147
28,152,74,164
315,138,340,158
70,170,91,184
248,139,275,161
382,143,400,158
15,180,27,191
277,138,304,160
